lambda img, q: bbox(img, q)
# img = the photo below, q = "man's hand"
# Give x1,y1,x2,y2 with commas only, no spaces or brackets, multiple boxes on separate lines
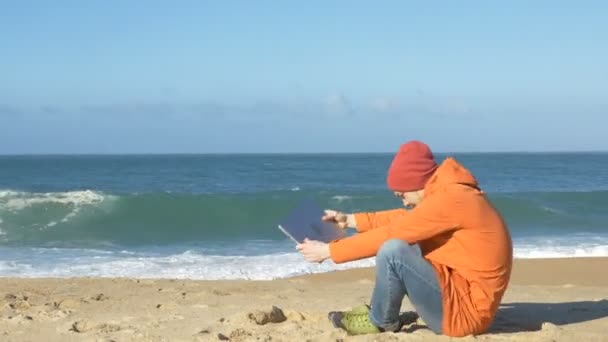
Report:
296,238,331,263
322,209,356,229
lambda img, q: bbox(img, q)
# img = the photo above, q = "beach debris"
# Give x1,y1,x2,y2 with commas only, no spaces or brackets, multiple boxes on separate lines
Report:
54,298,83,309
71,320,97,333
247,305,287,325
217,333,230,340
91,293,108,301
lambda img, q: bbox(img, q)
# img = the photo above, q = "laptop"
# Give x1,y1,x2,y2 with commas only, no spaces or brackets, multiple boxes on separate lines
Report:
277,198,347,243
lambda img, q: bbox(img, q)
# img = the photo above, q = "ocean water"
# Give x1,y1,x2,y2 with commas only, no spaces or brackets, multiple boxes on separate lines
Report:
1,153,608,280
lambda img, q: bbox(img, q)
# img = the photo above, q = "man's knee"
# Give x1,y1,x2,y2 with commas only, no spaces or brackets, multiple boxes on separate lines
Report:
377,239,415,259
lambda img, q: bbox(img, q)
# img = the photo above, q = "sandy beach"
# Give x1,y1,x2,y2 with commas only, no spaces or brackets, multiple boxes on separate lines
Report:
1,258,607,342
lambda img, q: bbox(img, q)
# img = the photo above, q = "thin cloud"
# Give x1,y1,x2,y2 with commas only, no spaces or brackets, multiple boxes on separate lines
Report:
0,105,21,117
2,91,479,123
364,91,478,120
80,103,177,118
324,93,355,117
368,97,399,113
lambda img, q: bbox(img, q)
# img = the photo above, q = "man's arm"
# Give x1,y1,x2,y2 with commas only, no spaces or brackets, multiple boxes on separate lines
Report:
353,208,409,233
329,191,457,263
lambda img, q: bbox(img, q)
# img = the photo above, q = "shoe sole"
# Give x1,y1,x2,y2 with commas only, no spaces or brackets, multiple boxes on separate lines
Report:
328,311,345,329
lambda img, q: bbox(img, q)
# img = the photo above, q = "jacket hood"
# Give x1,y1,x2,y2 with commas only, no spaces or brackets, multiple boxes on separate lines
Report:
424,157,478,194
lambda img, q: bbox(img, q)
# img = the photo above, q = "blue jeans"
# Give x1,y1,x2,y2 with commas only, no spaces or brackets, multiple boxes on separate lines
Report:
369,239,444,334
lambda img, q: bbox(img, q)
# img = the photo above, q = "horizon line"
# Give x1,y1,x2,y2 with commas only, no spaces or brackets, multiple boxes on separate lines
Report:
1,150,608,156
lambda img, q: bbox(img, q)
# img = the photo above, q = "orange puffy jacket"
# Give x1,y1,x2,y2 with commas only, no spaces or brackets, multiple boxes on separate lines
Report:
329,157,513,336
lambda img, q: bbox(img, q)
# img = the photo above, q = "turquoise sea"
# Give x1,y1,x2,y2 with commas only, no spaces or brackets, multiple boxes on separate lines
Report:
1,153,607,279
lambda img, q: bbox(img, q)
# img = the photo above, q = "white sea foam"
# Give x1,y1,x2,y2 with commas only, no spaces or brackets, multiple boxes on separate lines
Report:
515,245,608,258
540,206,564,215
0,190,108,229
0,190,105,211
1,240,608,280
332,195,353,202
0,190,20,199
513,234,608,259
0,249,377,280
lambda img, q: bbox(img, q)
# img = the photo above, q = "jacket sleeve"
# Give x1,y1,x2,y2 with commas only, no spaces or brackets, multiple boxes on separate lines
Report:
330,189,458,263
353,208,408,233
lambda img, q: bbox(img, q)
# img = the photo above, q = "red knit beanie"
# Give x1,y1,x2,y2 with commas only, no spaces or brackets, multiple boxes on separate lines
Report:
387,140,438,192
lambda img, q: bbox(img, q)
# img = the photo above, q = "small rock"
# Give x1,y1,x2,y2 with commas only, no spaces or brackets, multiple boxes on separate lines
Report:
248,306,287,325
217,333,230,340
71,320,97,333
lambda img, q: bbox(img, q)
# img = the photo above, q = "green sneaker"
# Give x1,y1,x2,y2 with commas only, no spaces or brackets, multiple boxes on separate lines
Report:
349,304,371,314
328,310,380,335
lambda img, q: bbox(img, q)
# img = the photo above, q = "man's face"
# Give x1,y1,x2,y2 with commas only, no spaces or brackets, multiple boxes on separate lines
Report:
394,191,423,209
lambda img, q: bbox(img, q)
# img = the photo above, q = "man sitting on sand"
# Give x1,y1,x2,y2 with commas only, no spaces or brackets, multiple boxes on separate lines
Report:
296,140,513,337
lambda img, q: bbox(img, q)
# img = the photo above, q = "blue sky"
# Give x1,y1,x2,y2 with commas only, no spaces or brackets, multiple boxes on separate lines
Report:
1,1,606,153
